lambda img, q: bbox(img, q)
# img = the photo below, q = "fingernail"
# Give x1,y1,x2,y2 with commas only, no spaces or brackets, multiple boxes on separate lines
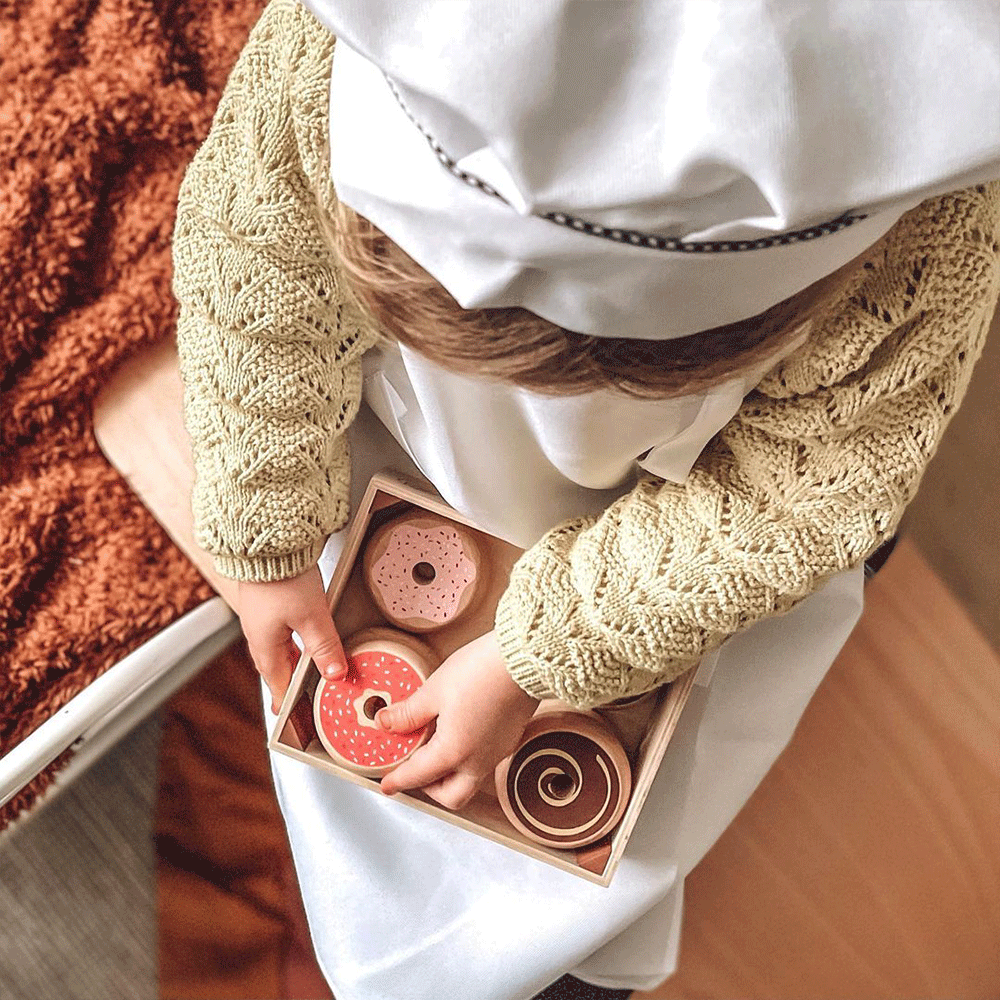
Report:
375,710,390,730
323,660,347,678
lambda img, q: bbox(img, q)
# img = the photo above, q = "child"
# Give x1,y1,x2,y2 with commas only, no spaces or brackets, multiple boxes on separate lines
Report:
172,2,1000,998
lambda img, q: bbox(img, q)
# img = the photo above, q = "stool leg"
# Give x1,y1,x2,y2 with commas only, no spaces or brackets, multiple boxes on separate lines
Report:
530,973,632,1000
863,532,899,581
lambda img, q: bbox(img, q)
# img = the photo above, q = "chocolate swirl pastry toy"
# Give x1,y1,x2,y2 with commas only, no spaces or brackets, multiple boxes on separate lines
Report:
494,706,633,850
363,510,486,633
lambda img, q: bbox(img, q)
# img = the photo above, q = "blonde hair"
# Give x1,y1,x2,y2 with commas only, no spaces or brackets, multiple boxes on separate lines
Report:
323,198,853,400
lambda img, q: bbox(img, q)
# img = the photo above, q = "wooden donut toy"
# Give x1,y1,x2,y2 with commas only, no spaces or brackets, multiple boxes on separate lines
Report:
494,708,633,850
313,628,439,778
362,510,486,633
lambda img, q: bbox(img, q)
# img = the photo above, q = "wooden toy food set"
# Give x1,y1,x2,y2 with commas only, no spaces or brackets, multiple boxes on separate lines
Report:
269,472,697,887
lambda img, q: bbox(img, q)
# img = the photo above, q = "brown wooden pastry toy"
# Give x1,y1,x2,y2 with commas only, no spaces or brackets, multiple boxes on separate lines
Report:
362,510,486,633
593,688,663,760
313,628,439,778
494,706,633,850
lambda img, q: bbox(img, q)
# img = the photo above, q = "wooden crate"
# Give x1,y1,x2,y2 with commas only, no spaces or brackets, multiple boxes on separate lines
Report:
268,471,696,886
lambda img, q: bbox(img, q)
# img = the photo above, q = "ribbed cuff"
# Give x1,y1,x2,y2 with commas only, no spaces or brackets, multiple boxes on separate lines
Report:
212,536,328,583
493,586,560,703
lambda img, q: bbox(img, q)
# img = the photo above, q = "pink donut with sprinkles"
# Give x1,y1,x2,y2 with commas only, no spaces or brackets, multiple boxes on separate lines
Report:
313,632,437,777
362,511,485,633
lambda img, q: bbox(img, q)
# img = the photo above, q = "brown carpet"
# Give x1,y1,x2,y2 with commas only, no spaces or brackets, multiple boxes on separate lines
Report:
156,638,334,1000
0,0,263,825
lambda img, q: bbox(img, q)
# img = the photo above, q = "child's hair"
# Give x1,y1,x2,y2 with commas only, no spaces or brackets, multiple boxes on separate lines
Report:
324,198,853,400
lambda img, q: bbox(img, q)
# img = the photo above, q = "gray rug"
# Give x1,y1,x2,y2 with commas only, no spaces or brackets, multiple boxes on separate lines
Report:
0,713,160,1000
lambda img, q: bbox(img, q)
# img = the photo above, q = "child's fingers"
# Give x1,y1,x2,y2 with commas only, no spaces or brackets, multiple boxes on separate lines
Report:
380,741,455,797
421,771,482,812
246,633,297,713
375,688,436,734
295,613,349,679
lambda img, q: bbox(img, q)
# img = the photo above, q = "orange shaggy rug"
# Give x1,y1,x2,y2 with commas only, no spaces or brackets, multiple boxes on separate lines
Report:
0,1,331,995
0,0,264,823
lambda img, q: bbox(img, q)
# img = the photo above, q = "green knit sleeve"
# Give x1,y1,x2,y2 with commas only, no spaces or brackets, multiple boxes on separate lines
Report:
172,0,377,583
495,183,1000,709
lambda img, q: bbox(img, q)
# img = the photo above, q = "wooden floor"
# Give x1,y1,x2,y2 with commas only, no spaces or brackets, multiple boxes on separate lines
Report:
639,537,1000,1000
145,537,1000,1000
904,298,1000,655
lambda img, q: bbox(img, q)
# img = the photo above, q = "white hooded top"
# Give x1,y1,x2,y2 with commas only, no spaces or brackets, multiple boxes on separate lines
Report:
302,0,1000,339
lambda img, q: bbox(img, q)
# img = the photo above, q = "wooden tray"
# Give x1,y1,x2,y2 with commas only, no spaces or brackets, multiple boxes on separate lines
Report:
269,471,695,886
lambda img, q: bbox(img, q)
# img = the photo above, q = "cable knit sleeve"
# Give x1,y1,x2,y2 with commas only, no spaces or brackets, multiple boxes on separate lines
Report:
495,183,1000,709
172,0,376,583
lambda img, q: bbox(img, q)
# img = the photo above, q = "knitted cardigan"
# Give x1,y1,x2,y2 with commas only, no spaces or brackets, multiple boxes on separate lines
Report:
173,0,1000,709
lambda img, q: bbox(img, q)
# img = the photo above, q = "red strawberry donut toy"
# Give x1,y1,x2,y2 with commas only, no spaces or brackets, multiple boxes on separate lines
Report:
362,510,485,633
313,628,439,778
494,707,633,849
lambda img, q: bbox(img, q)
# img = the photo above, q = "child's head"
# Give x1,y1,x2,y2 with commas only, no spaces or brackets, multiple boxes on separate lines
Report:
306,1,994,402
327,199,854,401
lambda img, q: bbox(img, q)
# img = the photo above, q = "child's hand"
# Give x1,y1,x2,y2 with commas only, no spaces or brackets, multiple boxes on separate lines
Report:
375,630,541,810
237,564,349,714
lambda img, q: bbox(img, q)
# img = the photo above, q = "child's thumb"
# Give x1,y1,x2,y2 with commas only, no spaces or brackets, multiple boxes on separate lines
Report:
297,616,349,679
